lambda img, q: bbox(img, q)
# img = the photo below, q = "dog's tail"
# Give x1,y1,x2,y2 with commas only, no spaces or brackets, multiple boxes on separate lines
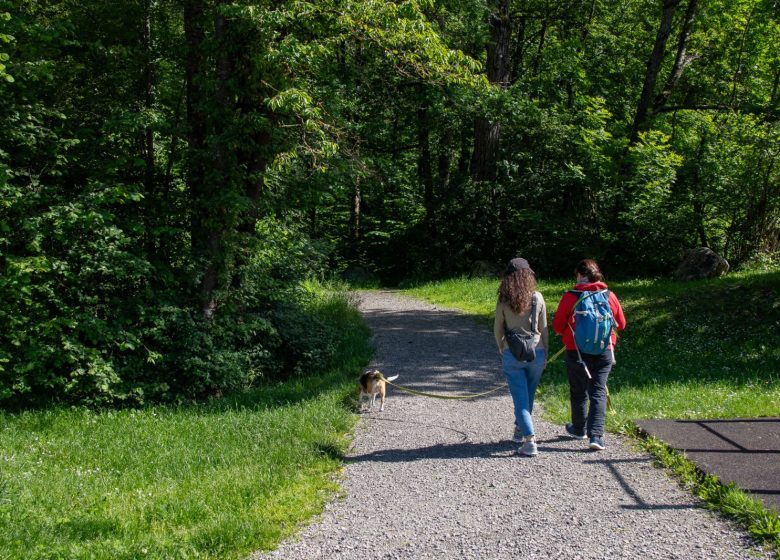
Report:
385,375,399,382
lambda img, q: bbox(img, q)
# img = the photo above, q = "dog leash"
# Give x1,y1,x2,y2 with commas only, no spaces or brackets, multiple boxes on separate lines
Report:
375,341,617,412
374,345,569,401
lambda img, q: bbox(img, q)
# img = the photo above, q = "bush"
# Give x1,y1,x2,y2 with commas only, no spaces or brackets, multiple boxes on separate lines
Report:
0,208,342,407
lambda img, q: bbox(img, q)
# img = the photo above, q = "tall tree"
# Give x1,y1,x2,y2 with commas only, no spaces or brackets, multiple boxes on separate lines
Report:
471,0,512,182
629,0,681,145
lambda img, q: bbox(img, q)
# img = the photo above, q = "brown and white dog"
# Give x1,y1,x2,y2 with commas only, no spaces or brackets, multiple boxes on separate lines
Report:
358,369,398,412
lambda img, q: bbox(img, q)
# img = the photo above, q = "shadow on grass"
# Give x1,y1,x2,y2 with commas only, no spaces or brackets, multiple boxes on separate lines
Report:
58,517,122,541
209,371,356,412
311,441,346,461
551,271,780,392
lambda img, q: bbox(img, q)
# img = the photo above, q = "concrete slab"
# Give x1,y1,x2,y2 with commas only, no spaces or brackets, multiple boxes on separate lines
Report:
636,418,780,512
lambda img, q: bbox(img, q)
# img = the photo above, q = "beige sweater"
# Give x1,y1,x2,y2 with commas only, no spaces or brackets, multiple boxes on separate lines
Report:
494,291,549,357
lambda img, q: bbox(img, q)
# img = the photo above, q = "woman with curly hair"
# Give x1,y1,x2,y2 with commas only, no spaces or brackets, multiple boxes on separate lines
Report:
494,258,548,457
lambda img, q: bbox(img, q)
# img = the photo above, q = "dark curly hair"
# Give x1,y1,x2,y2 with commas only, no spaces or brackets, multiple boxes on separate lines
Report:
498,268,536,314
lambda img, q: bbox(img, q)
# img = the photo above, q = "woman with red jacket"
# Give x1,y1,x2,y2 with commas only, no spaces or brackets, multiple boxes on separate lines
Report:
552,259,626,451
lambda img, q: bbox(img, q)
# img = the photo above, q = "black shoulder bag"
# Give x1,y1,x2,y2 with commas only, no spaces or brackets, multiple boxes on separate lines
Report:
504,293,539,362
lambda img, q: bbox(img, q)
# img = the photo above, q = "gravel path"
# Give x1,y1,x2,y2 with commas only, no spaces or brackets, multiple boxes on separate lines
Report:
254,290,772,559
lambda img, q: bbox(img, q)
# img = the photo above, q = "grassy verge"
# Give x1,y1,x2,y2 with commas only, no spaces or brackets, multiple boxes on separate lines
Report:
406,269,780,550
0,288,372,560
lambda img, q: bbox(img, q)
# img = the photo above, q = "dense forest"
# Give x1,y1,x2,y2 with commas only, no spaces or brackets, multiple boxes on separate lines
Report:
1,0,778,405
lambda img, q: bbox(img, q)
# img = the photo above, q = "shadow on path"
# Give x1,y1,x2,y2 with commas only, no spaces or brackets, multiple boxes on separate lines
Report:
362,306,505,396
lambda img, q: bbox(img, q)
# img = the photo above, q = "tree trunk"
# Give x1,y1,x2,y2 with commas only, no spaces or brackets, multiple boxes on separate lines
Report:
765,66,779,121
183,0,205,162
192,5,235,318
417,90,435,234
652,0,698,113
510,16,526,84
747,155,778,256
163,79,186,193
143,0,156,260
532,16,547,78
729,6,755,106
582,0,598,44
437,128,452,194
574,0,597,107
771,68,780,108
456,127,471,182
691,132,708,247
184,0,220,318
470,118,501,182
629,0,681,145
351,178,361,245
471,0,512,182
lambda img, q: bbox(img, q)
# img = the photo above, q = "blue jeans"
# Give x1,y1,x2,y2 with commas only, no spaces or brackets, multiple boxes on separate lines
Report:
502,347,545,437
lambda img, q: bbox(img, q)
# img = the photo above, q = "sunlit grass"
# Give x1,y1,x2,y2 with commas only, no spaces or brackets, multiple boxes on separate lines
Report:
0,288,372,560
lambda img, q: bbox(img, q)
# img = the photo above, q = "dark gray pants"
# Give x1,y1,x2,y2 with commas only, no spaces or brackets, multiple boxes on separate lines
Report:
566,350,613,438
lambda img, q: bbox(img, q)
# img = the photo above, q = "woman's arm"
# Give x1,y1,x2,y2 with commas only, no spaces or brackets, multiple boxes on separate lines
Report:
538,294,549,357
552,292,577,335
493,302,506,352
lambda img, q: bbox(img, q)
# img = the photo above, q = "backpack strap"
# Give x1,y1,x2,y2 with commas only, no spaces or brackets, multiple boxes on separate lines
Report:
568,289,608,315
503,292,540,334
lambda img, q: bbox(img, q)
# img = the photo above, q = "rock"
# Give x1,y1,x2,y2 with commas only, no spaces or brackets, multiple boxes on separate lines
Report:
674,247,729,280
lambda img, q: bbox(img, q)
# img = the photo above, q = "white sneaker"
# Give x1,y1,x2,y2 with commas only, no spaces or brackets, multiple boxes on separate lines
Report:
519,440,538,457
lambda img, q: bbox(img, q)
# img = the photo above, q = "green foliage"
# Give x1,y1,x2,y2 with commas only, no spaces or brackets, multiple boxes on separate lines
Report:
620,130,687,267
0,11,12,83
2,0,780,404
0,178,150,404
309,0,780,279
0,285,373,559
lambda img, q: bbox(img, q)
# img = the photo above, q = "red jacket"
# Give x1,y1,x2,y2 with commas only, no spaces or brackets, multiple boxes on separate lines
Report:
552,281,626,351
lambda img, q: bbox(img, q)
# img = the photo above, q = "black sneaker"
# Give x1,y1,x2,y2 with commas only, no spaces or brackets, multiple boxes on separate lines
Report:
589,435,606,450
565,423,587,440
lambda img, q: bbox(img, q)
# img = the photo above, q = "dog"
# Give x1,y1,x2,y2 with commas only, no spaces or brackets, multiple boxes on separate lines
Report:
358,369,398,412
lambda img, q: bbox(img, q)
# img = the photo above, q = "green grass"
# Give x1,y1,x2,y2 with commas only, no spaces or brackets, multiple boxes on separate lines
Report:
0,289,373,560
406,269,780,552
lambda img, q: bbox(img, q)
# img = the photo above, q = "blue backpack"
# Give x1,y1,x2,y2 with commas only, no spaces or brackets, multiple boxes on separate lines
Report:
569,289,614,355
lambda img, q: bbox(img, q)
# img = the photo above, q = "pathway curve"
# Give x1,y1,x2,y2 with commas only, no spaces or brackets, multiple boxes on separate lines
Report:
255,290,771,559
